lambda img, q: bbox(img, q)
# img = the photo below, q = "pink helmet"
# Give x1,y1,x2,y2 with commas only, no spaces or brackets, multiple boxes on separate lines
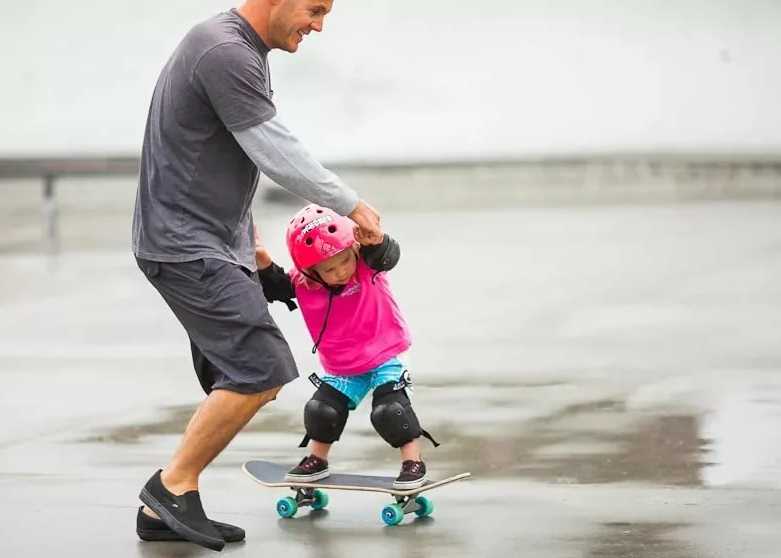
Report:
286,204,356,271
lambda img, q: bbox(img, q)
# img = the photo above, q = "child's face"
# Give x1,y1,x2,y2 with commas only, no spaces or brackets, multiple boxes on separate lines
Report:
312,248,357,286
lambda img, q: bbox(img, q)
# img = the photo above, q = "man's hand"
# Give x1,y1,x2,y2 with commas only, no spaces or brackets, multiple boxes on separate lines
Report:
348,200,383,245
253,225,273,269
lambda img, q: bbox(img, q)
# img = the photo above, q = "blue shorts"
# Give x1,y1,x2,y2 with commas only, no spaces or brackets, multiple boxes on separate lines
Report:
321,358,405,410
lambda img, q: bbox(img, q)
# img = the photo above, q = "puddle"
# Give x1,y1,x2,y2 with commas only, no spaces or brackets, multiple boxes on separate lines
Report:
78,389,709,486
416,407,707,485
77,404,300,444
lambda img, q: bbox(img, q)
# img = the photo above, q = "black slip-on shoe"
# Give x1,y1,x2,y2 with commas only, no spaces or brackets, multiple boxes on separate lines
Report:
136,507,245,543
138,469,225,551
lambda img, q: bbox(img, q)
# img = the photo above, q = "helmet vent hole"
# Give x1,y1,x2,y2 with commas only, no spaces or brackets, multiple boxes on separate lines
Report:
305,237,314,246
316,209,323,213
300,217,305,223
328,225,337,233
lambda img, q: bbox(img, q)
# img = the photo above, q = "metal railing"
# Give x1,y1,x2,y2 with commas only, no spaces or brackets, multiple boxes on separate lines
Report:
2,154,780,253
0,157,139,252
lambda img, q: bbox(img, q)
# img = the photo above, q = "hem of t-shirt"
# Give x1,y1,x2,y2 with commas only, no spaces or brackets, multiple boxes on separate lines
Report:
320,340,412,377
132,249,258,273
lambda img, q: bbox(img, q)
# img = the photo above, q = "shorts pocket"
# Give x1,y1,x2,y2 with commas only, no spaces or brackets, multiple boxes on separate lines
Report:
198,258,224,281
137,258,161,279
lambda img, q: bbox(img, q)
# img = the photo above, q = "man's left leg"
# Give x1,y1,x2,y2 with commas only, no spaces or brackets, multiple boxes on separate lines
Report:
138,386,280,543
163,386,281,493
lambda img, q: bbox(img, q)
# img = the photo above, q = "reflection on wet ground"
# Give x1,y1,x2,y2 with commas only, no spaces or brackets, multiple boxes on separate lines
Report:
275,510,451,558
81,384,707,486
582,522,694,558
434,406,706,486
77,404,301,445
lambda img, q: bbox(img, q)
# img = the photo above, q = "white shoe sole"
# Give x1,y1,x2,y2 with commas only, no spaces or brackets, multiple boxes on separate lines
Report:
284,469,331,483
392,477,427,490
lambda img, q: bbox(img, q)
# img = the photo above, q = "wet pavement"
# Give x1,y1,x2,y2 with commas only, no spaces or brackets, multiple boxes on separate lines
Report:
1,197,781,556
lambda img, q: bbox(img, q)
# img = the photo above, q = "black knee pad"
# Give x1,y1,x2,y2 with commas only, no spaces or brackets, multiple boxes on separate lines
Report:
370,382,422,448
303,382,350,445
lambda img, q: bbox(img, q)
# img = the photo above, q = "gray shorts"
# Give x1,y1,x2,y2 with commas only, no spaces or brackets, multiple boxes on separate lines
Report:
136,257,299,394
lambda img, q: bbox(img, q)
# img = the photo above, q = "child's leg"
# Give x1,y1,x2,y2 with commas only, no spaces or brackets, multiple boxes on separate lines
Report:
370,383,424,449
395,433,427,489
285,380,352,481
400,438,421,462
301,382,351,449
310,440,332,460
366,361,430,487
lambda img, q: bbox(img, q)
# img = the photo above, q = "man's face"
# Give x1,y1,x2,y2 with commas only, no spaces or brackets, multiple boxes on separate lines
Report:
269,0,333,53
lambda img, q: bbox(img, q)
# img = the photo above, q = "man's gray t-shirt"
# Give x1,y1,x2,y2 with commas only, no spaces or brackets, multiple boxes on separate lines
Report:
132,9,275,269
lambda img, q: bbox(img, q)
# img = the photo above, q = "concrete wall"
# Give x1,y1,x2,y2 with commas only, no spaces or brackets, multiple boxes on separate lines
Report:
2,0,780,161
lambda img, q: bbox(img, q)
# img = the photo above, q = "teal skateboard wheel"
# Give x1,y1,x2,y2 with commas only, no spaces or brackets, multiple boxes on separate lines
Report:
414,496,434,517
276,496,298,518
312,489,329,510
381,503,405,526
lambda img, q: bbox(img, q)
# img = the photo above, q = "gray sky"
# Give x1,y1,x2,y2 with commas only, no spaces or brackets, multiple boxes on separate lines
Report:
2,0,780,161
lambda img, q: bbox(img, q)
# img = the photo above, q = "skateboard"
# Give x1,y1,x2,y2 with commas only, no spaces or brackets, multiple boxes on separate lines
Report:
242,459,471,526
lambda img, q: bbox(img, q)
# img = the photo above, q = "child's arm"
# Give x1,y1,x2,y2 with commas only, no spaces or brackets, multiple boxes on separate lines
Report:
359,233,401,272
254,226,297,311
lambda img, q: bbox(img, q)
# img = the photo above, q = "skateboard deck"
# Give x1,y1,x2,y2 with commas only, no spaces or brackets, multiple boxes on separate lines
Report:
242,459,471,525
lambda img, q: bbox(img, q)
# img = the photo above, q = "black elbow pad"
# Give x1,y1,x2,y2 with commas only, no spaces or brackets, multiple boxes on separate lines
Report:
360,235,400,271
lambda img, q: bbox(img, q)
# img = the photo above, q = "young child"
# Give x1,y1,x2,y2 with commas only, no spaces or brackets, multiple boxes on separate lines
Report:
255,204,437,489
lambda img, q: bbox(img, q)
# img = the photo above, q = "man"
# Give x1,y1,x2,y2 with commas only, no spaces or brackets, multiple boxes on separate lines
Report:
132,0,381,550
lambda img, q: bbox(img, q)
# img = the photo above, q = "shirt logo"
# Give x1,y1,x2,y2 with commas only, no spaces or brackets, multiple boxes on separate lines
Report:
340,283,361,297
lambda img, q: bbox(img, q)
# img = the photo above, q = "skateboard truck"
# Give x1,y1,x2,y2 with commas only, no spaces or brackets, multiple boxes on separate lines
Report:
276,487,330,518
381,492,434,526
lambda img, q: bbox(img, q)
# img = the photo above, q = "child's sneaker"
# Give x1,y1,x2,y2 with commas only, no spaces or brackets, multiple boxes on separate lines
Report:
393,460,427,489
285,455,330,482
